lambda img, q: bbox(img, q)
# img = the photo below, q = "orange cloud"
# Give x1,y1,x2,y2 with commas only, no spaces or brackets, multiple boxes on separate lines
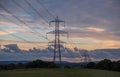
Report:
0,21,14,26
107,44,120,48
86,26,105,32
0,30,16,35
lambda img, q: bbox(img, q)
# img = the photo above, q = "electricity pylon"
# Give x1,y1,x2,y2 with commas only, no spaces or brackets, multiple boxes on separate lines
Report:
83,51,92,62
0,45,1,50
46,16,68,65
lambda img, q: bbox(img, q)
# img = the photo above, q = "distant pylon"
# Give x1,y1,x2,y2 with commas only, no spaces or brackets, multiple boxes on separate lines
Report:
47,16,68,65
83,51,92,62
0,45,1,50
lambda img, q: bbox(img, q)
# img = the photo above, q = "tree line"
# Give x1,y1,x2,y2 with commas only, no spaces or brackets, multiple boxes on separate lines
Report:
86,59,120,72
0,59,120,72
0,60,59,70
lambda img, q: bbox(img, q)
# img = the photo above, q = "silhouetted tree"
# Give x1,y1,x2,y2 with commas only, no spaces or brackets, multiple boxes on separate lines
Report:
87,62,96,69
111,60,120,71
25,60,58,68
97,59,112,70
116,60,120,71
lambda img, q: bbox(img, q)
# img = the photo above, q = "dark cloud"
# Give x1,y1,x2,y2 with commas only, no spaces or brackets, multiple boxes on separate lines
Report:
0,44,120,61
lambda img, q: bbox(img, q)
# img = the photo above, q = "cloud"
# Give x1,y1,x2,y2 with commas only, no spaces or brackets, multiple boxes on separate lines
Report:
64,24,120,41
0,21,14,26
107,44,120,48
0,44,120,61
0,0,120,50
0,30,16,35
85,26,105,32
0,11,12,16
48,0,120,41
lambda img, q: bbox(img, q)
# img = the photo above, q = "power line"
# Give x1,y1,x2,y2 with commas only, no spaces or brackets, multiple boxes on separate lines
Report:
0,3,48,41
37,0,83,61
0,39,48,44
24,0,56,34
0,29,35,44
0,29,47,48
23,0,55,31
24,0,56,32
0,12,91,46
24,0,49,24
37,0,55,18
0,2,48,48
12,0,50,41
0,11,48,42
36,0,58,32
0,4,32,31
13,0,47,26
38,1,83,60
38,0,82,53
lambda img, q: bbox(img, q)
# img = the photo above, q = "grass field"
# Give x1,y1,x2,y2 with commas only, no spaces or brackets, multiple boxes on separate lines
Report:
0,68,119,77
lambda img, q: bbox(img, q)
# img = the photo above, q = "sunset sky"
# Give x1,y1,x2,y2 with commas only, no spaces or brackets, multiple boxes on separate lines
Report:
0,0,120,50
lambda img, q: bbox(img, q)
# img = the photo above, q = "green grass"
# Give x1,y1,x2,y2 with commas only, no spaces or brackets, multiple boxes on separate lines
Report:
0,68,119,77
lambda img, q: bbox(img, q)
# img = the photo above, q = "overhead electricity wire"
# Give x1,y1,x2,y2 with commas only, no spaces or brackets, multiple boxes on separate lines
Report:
0,12,48,48
35,0,79,59
24,0,49,24
24,0,55,33
0,11,47,41
0,39,48,44
0,29,47,48
0,0,83,60
0,3,48,48
12,0,50,41
37,0,55,18
0,3,48,41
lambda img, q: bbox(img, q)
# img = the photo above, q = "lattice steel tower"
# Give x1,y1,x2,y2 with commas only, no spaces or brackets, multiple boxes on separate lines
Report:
47,16,68,65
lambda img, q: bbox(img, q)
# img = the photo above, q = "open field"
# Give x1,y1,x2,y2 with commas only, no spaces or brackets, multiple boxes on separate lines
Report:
0,68,120,77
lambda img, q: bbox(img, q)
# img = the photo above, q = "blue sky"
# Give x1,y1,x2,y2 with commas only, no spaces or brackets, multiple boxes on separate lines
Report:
0,0,120,50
